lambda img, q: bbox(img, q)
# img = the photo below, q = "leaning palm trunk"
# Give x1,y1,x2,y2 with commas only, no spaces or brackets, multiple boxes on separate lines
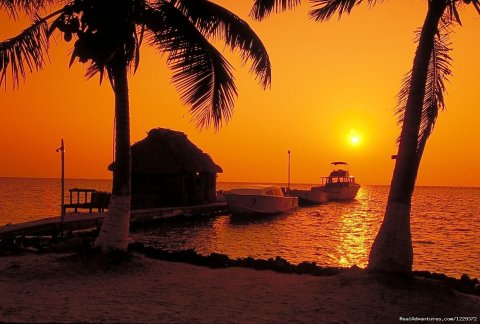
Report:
96,62,132,252
368,0,448,272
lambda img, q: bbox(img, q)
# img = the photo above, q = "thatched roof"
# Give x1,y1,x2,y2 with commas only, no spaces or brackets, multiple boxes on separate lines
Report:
110,128,222,175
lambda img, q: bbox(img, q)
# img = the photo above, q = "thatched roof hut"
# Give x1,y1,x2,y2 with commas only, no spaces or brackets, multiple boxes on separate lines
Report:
130,128,222,175
111,128,223,209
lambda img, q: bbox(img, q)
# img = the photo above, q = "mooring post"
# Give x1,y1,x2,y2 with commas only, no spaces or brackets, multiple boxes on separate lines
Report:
288,150,291,190
56,139,65,238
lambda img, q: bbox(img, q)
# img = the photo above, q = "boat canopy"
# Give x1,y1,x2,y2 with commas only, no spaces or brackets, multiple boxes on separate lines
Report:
331,161,348,165
330,169,349,177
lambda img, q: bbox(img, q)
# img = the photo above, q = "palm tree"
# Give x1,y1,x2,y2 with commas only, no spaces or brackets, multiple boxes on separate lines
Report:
251,0,479,272
1,0,271,252
368,0,452,272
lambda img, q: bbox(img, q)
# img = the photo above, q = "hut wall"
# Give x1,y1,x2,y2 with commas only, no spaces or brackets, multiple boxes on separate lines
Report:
205,173,217,202
184,172,218,205
131,172,218,209
185,173,206,205
131,173,185,209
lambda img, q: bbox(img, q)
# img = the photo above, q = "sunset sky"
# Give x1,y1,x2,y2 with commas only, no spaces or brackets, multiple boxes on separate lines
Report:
1,1,479,186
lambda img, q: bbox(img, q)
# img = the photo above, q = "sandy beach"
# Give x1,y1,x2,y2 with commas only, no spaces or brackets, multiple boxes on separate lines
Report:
1,252,478,323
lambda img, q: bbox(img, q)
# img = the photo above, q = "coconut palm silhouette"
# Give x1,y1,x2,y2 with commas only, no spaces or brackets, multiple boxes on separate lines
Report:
251,0,478,272
1,0,271,252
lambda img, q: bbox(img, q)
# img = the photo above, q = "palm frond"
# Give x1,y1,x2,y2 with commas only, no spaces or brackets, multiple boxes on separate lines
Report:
309,0,382,21
395,23,452,153
172,0,271,89
60,0,139,83
249,0,302,20
85,61,106,84
0,18,49,88
447,0,462,25
472,0,480,15
133,24,145,73
146,3,237,130
417,23,451,151
1,0,61,18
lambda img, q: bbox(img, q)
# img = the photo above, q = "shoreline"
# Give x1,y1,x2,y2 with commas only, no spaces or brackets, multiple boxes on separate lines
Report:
2,232,480,283
0,252,479,323
2,234,479,296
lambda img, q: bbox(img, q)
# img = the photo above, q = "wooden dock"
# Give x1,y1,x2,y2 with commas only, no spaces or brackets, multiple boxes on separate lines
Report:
0,202,229,240
63,188,110,213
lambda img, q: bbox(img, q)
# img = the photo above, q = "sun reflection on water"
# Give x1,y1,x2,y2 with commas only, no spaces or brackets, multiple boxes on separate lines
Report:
132,185,480,279
327,189,379,268
335,211,370,268
0,179,478,278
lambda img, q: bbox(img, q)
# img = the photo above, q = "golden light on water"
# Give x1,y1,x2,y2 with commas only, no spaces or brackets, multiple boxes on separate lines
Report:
330,189,374,268
336,213,370,268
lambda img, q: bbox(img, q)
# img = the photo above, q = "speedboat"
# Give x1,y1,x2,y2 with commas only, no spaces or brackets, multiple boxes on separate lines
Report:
285,186,329,205
320,162,360,201
223,185,298,216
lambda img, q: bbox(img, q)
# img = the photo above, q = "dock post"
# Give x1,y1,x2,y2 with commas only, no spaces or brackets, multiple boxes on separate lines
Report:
57,139,65,238
287,150,291,190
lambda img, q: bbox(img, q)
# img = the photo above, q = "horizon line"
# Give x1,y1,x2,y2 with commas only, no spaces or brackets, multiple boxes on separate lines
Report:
0,176,479,188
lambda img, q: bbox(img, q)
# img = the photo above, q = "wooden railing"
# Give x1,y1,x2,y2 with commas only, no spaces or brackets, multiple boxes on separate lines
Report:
63,188,110,213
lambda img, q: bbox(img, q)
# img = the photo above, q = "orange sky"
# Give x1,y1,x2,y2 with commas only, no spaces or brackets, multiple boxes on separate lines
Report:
1,1,479,186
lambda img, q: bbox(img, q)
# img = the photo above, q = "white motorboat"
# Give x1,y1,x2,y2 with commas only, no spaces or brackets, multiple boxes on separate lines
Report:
320,162,360,201
223,185,298,216
285,186,329,205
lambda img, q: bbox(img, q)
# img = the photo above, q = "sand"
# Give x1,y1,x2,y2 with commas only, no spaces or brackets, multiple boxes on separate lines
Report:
0,253,479,323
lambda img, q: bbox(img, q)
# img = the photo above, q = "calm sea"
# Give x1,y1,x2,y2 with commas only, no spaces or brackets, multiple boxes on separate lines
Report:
0,177,478,279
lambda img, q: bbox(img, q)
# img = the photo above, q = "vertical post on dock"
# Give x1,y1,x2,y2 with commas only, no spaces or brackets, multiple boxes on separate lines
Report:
287,150,291,190
56,139,65,238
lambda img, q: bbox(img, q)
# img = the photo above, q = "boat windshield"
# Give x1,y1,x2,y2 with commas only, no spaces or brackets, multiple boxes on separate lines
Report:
226,186,284,196
265,187,284,196
330,169,348,177
321,175,356,185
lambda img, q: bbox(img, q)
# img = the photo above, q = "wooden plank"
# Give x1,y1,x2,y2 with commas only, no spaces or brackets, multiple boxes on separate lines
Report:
0,213,105,239
0,202,229,240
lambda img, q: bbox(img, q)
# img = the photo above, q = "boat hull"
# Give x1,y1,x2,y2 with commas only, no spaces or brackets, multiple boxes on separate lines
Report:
224,193,298,216
324,184,360,201
286,187,329,205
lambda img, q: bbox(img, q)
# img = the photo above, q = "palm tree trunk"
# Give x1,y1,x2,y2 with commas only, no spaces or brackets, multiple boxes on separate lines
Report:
96,63,131,252
368,0,448,272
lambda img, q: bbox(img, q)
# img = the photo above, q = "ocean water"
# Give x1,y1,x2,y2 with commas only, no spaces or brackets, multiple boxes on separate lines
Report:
0,177,112,224
0,177,478,279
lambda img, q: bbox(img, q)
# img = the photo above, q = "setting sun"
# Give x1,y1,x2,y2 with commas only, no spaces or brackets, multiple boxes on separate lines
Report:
348,129,362,146
1,1,480,187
